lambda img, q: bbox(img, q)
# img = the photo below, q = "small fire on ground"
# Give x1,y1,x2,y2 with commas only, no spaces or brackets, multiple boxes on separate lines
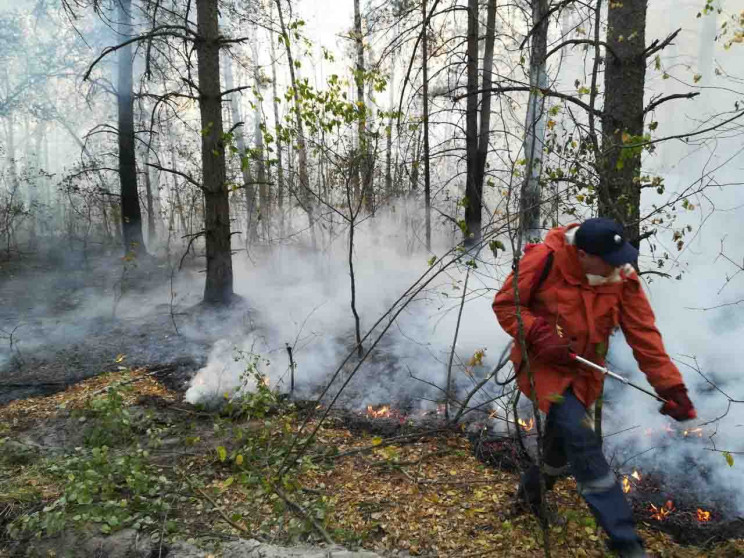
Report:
649,500,675,521
697,508,711,522
366,404,392,418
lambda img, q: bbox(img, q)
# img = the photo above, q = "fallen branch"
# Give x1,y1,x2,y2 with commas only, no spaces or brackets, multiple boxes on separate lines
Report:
182,474,250,534
274,486,333,545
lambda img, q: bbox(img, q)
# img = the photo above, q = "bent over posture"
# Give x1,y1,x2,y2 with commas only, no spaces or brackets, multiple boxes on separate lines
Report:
492,218,696,558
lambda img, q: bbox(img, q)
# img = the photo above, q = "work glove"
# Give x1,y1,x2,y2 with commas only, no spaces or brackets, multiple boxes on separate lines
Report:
526,317,574,365
658,385,697,421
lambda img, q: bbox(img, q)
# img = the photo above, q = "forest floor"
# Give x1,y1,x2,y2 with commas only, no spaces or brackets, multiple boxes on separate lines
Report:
1,367,743,557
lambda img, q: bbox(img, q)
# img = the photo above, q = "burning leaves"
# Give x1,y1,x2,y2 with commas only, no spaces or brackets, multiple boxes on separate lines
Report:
649,500,676,521
366,404,392,418
622,470,642,493
697,509,712,522
517,418,535,431
622,477,631,493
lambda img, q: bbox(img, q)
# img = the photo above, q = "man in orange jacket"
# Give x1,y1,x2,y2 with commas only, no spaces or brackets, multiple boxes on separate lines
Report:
492,218,696,558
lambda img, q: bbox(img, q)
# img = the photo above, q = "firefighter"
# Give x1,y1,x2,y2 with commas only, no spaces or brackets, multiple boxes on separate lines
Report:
492,218,696,558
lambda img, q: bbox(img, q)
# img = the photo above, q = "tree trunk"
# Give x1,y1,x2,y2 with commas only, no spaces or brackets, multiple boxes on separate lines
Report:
385,58,395,202
464,0,480,245
520,0,549,241
117,0,146,255
353,0,373,213
269,22,286,237
599,0,648,244
222,52,257,243
474,0,497,236
196,0,234,305
275,0,315,245
249,38,269,240
421,0,432,250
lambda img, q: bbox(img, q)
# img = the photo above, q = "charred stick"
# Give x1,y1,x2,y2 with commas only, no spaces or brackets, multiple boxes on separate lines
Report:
286,343,295,394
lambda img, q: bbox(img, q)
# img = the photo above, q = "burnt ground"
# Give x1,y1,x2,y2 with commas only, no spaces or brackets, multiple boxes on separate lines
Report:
0,248,258,404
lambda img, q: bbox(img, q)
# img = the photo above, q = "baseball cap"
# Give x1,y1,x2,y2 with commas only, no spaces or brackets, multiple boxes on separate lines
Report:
574,218,638,266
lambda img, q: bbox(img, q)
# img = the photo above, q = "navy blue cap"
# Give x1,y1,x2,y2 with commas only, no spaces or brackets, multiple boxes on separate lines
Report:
574,218,638,266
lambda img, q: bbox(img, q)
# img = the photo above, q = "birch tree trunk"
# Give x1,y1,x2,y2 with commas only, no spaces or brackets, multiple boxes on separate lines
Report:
269,21,286,237
196,0,234,305
520,0,548,241
274,0,315,246
249,37,270,240
222,51,257,243
353,0,373,213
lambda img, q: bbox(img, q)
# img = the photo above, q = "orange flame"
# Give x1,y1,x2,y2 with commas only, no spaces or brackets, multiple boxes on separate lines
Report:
367,405,391,418
683,427,703,438
649,500,675,521
697,508,711,522
622,477,631,493
518,418,535,431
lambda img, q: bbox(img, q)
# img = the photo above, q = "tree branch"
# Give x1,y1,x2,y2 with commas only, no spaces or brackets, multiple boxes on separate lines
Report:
544,39,618,62
453,86,603,118
644,92,700,114
643,28,681,58
84,29,193,81
145,163,202,189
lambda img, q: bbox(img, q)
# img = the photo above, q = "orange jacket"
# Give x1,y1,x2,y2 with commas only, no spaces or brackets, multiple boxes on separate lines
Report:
492,224,683,413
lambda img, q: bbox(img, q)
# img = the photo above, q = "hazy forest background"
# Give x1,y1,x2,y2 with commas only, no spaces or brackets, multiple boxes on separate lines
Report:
1,0,744,555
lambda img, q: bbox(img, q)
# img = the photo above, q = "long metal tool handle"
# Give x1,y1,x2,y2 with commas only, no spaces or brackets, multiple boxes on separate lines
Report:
571,353,668,404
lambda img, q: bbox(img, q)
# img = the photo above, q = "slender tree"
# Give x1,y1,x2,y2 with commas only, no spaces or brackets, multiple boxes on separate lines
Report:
463,0,479,244
274,0,315,245
421,0,432,250
117,0,147,255
520,0,548,240
196,0,234,304
474,0,497,236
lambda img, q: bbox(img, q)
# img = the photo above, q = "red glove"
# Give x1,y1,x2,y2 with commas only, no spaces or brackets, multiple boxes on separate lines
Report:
526,317,574,365
658,385,697,421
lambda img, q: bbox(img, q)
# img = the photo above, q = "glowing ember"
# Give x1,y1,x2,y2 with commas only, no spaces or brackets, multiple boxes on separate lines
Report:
518,418,535,431
366,404,392,418
622,477,631,493
649,500,675,521
683,427,704,438
631,470,641,481
697,509,711,522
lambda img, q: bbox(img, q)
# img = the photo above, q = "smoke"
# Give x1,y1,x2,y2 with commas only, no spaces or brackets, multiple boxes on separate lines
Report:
184,203,514,413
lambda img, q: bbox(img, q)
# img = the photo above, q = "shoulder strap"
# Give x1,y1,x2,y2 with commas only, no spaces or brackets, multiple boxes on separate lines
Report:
528,250,554,303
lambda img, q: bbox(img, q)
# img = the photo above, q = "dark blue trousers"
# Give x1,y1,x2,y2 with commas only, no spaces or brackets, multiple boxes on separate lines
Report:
519,389,642,550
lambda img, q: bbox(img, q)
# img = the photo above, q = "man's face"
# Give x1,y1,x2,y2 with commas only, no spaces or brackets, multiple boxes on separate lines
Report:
577,250,618,277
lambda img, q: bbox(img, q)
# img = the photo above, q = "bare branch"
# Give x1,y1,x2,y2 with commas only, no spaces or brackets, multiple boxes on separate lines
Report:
544,39,618,62
644,92,700,114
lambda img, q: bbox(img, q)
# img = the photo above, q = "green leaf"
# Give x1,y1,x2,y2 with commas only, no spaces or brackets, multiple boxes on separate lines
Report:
724,451,734,467
217,446,227,462
427,256,437,267
649,121,658,131
371,436,383,446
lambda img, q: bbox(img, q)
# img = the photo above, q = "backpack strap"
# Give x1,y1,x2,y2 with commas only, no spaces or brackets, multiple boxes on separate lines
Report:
527,250,554,304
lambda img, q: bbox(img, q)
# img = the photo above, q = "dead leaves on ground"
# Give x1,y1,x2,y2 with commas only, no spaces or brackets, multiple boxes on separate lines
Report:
1,373,741,557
